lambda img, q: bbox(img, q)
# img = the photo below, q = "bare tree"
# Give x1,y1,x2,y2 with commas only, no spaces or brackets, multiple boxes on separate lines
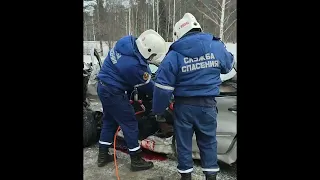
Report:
156,0,159,32
153,0,155,29
167,0,171,41
193,0,237,42
129,4,131,35
173,0,175,29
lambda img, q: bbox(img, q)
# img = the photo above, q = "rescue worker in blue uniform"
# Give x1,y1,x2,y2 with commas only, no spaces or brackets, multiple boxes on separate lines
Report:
96,29,167,171
152,13,235,180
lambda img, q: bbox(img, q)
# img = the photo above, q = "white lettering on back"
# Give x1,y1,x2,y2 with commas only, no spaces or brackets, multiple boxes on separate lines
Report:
180,53,220,73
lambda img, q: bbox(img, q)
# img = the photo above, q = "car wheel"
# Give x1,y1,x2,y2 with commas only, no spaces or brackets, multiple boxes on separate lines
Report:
83,106,98,147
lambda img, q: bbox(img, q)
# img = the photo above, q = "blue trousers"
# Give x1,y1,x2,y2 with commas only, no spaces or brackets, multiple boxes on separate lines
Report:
97,83,140,154
174,103,220,175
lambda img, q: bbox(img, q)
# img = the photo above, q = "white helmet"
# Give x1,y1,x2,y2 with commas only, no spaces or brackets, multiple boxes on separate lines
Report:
136,29,167,64
173,13,202,41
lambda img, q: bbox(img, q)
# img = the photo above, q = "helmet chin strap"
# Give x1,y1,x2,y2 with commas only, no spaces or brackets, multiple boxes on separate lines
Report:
146,53,157,64
146,57,152,64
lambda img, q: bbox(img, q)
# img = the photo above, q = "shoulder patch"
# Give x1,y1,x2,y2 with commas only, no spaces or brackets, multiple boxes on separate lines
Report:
143,72,149,81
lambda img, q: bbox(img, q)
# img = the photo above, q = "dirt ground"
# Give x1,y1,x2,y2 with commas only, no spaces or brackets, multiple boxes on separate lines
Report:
84,144,237,180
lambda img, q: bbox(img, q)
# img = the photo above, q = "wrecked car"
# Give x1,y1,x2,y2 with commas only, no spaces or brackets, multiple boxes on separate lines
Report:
83,47,237,165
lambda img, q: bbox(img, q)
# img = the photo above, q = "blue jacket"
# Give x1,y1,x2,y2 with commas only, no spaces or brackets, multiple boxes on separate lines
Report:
97,36,154,97
152,32,234,114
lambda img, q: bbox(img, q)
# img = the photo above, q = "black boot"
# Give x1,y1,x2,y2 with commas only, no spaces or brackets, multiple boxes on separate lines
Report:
97,147,114,167
130,150,154,171
180,173,191,180
205,174,217,180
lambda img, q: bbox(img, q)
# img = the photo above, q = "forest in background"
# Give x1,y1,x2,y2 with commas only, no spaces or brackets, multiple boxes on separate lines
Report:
83,0,237,46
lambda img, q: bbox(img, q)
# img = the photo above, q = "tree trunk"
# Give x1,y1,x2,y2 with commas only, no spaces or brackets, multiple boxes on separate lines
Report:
92,17,95,41
167,0,170,41
125,13,128,34
157,0,159,32
173,0,175,34
135,6,138,35
129,7,131,35
153,0,155,29
84,20,88,40
147,4,149,29
179,0,181,18
219,0,226,41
